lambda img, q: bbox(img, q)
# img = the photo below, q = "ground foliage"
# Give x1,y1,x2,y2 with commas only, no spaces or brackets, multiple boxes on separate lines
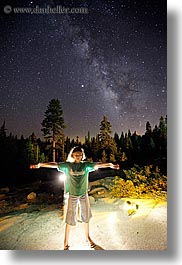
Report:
109,164,167,199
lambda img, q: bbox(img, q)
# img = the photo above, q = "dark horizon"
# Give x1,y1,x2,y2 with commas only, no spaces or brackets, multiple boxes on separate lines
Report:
1,114,166,143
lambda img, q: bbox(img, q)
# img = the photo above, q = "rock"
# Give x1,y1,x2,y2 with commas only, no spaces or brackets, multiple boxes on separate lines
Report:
0,187,10,193
89,196,95,205
89,187,106,195
27,192,36,201
0,194,6,200
14,203,29,211
0,200,6,207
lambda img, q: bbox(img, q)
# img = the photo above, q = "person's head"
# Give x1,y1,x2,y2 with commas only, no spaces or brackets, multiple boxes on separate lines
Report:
66,146,86,163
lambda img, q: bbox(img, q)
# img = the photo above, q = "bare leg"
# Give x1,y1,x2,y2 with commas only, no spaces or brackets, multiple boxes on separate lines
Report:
84,222,95,247
84,222,90,241
63,194,68,221
64,223,71,249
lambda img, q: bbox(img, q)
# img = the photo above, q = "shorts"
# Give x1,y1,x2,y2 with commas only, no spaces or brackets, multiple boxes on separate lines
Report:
65,194,92,226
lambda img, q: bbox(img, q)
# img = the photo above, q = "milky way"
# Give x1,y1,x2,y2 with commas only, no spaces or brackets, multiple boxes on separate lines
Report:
0,0,167,140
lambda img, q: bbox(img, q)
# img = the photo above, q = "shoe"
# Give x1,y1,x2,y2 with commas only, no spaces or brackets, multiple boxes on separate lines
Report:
64,245,70,250
89,241,97,249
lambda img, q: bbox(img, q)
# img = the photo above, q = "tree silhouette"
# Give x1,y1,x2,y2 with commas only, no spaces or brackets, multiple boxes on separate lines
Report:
99,115,117,161
41,99,65,162
0,121,7,138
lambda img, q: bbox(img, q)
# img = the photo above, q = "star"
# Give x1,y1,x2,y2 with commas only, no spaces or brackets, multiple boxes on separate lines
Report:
0,0,167,139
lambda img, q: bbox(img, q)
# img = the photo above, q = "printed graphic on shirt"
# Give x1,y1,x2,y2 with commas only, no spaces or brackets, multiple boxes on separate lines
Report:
69,168,85,176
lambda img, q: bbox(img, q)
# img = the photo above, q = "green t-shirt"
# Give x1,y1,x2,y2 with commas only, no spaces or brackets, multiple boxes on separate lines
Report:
58,161,96,196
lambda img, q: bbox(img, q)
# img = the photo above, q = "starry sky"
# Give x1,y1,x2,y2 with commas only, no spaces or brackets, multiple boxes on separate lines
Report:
0,0,167,141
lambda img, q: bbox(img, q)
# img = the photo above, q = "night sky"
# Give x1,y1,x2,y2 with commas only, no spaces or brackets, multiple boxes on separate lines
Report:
0,0,167,141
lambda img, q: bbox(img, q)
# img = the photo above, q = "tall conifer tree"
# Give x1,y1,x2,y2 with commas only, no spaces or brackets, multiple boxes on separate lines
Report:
41,99,65,161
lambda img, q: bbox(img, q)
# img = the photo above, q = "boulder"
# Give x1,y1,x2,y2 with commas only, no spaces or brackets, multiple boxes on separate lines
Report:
89,196,95,205
0,194,6,200
0,187,10,193
27,192,36,201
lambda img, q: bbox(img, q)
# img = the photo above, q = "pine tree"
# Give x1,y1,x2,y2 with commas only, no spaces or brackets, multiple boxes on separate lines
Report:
159,116,167,138
0,121,7,138
153,125,160,154
83,131,92,159
0,121,7,156
159,115,167,157
25,138,36,165
114,132,120,151
124,133,133,161
85,131,91,143
91,135,100,161
101,150,107,162
65,136,71,158
119,132,125,150
128,129,131,138
76,136,80,145
125,134,133,150
41,99,65,162
131,131,141,162
121,151,127,162
99,115,112,146
0,121,7,178
141,121,156,160
99,115,117,162
145,121,152,135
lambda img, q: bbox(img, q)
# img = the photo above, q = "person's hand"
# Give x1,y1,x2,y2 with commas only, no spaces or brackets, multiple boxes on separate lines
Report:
111,164,120,170
30,163,40,169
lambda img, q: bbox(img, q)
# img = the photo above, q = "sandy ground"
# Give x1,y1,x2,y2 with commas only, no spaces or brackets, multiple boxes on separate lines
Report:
0,197,167,250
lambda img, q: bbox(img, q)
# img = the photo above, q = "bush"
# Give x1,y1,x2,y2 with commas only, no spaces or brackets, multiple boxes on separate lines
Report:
109,165,167,199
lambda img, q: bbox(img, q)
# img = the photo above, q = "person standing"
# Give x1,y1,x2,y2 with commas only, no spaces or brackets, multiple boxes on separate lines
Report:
30,146,119,250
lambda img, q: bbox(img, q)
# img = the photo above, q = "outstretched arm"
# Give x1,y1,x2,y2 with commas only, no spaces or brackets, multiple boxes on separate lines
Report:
30,162,59,169
94,162,120,170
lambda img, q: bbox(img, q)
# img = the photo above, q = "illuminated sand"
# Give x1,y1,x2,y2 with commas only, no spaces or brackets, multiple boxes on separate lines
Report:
0,197,167,250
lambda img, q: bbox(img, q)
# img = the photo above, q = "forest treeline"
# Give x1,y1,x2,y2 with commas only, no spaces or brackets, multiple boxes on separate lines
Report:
0,99,167,186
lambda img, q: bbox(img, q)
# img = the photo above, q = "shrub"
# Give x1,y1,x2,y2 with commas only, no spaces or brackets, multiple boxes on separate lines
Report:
109,165,167,199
